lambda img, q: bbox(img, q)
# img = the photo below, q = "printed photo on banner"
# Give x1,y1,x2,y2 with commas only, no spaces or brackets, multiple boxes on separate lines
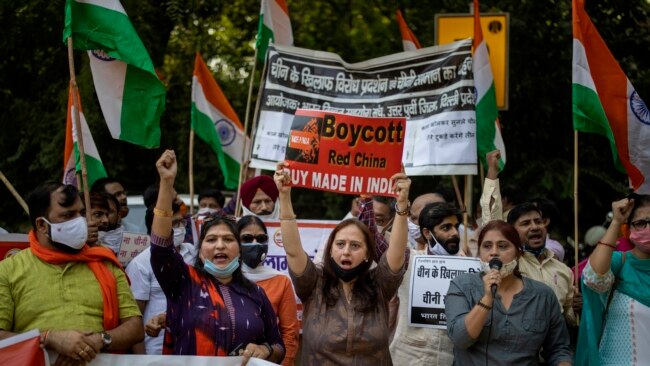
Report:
250,40,477,175
284,109,405,196
408,255,480,329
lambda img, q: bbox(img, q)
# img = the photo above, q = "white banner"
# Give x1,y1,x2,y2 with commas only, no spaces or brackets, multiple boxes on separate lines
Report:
262,219,337,273
408,255,480,329
53,353,278,366
117,232,151,267
251,40,477,175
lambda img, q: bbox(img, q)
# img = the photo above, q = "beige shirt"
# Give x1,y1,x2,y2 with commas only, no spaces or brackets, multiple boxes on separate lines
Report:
518,249,577,326
389,249,454,366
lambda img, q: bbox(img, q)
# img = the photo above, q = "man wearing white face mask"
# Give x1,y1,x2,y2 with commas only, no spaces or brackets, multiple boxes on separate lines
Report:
98,193,124,254
125,203,197,354
0,183,143,364
390,201,464,366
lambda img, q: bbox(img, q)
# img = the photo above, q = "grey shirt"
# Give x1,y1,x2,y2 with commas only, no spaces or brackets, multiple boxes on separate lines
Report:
445,274,573,366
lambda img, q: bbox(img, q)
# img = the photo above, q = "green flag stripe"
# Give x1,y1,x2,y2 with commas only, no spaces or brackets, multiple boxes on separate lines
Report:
256,17,274,62
73,143,107,188
120,64,165,147
191,103,240,189
572,82,624,171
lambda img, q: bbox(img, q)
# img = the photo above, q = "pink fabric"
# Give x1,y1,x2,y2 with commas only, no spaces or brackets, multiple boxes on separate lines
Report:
573,236,633,284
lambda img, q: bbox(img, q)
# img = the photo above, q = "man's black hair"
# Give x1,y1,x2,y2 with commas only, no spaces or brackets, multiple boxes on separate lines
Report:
372,196,396,214
506,202,543,225
143,183,160,208
91,177,124,193
27,182,78,229
199,188,226,208
418,202,462,237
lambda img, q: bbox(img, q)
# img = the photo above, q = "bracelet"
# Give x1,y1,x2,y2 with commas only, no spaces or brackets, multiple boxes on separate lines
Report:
394,200,411,216
153,207,173,217
262,342,273,359
280,214,297,221
597,241,617,249
477,300,492,310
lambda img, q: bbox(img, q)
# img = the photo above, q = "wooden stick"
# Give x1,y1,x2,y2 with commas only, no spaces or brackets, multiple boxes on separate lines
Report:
67,37,91,222
189,129,195,215
0,171,29,214
463,175,470,255
234,47,259,217
574,131,580,284
451,175,465,212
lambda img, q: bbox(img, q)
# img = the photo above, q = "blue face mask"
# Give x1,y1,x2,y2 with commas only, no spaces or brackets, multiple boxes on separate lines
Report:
203,256,240,279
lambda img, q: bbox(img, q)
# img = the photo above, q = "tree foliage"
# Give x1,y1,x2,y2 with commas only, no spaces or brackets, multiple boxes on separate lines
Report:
0,0,648,247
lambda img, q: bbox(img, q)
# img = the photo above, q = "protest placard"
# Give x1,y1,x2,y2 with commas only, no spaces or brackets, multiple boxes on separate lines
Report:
408,255,480,328
117,232,150,267
250,40,477,175
284,109,404,196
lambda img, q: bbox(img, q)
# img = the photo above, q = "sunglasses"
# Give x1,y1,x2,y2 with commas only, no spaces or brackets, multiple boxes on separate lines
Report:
241,234,269,244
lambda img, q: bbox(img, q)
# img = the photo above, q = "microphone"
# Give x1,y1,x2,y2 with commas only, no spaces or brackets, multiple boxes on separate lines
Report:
488,258,503,296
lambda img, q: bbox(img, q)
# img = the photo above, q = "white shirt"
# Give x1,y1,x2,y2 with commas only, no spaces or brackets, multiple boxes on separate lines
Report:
125,242,196,354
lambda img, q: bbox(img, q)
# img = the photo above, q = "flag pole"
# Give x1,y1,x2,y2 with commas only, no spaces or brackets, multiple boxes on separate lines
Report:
67,37,92,222
573,131,580,284
0,171,29,214
451,175,465,212
189,129,195,215
463,175,470,255
234,46,259,217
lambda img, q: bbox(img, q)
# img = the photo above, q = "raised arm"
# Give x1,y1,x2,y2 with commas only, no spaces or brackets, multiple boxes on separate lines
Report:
588,198,633,275
479,150,503,224
274,161,309,275
386,172,411,272
151,150,176,240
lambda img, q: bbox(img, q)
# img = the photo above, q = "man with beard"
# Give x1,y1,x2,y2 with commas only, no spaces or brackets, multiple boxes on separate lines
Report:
238,175,280,219
0,183,142,364
92,177,140,233
98,193,124,253
390,202,463,366
84,192,110,247
507,203,577,326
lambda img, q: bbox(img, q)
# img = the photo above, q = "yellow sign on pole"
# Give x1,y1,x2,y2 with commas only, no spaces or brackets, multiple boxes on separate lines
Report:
435,13,509,110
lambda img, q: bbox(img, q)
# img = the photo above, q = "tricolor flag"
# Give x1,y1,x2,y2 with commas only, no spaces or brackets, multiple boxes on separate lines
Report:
256,0,293,62
63,0,166,148
572,0,650,193
473,0,506,171
63,85,107,189
192,53,249,189
396,10,421,51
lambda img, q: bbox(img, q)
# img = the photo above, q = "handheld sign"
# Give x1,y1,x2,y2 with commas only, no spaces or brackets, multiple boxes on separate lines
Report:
117,232,151,267
408,255,481,328
284,109,405,196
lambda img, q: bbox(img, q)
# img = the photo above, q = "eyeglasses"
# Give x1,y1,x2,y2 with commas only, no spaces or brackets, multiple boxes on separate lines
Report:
630,218,650,231
241,234,269,244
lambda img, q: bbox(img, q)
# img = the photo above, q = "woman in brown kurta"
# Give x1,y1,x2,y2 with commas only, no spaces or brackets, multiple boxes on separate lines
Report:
273,161,411,365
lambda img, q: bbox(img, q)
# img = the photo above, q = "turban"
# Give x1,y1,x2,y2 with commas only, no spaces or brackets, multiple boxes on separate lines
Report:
240,175,279,208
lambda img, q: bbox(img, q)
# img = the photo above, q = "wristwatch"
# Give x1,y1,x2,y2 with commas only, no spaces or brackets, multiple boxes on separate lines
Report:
99,331,112,351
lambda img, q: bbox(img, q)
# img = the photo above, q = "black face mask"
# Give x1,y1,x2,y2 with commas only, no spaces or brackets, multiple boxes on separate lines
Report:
330,258,370,282
241,243,268,268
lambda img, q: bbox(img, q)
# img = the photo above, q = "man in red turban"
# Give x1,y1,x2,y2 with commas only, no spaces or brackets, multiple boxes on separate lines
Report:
239,175,280,219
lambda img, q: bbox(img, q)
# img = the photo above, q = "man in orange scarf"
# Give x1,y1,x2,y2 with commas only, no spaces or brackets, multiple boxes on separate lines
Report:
0,183,142,365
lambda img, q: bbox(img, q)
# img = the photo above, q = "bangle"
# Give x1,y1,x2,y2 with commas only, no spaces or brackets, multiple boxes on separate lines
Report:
477,300,492,310
153,207,173,217
262,342,273,359
394,200,411,216
280,214,296,221
597,241,617,249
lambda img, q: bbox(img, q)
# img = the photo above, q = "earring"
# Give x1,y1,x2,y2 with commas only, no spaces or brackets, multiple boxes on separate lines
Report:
364,258,369,262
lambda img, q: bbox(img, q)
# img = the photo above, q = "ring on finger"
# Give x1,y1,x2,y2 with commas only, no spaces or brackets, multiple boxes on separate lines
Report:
84,345,91,352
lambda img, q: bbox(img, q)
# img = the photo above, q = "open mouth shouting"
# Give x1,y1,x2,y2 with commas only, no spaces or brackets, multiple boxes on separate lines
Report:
212,253,230,266
527,230,545,247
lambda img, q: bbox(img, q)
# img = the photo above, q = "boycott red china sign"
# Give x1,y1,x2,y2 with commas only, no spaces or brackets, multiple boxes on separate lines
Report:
284,109,405,196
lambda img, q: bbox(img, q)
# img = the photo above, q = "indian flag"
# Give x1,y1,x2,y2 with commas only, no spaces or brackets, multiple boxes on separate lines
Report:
396,10,421,51
256,0,293,62
63,85,107,189
192,53,249,189
572,0,650,193
474,0,506,171
63,0,166,148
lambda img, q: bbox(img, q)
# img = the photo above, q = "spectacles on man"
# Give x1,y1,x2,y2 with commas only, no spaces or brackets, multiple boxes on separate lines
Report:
630,218,650,231
241,234,269,244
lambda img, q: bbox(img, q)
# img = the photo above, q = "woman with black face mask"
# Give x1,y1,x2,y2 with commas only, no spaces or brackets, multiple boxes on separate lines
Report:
237,215,300,366
273,161,411,365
